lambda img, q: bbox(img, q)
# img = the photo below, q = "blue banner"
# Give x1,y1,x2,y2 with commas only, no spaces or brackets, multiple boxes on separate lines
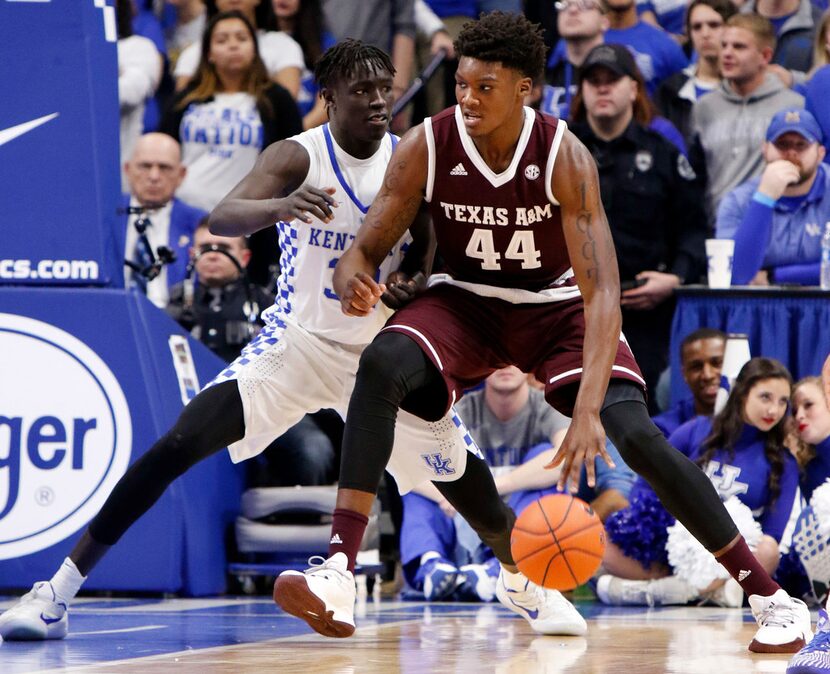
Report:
0,1,122,287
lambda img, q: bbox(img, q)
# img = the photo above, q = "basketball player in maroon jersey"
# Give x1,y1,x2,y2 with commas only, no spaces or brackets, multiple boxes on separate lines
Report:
274,11,812,652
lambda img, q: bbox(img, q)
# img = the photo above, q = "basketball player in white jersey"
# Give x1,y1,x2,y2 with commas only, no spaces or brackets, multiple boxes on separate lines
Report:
0,39,585,642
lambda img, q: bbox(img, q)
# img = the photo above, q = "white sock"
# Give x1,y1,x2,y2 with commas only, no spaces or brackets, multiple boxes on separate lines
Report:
500,566,529,591
48,558,86,605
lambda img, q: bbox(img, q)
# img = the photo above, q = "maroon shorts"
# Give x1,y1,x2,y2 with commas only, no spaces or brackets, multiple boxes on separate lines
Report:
381,283,645,416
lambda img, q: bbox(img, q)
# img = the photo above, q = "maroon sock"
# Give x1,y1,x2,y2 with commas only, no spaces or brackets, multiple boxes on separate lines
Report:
328,508,369,572
716,536,780,598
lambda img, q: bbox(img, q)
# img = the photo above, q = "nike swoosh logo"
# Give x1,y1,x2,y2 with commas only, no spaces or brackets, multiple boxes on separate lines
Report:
507,594,539,619
0,113,59,148
40,613,63,625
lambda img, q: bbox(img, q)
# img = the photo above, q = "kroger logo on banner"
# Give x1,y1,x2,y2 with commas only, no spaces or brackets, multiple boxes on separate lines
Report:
0,314,132,559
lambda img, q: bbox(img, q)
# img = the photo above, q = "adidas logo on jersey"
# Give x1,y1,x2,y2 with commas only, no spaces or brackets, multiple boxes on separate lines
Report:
450,162,468,176
330,533,343,545
738,569,752,581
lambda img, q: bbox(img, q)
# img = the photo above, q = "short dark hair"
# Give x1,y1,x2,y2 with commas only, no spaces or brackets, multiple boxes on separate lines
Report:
315,39,395,91
685,0,737,37
454,11,547,81
680,328,727,360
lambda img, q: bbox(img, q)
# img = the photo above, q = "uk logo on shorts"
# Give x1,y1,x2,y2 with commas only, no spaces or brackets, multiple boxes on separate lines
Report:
421,453,456,476
0,314,132,560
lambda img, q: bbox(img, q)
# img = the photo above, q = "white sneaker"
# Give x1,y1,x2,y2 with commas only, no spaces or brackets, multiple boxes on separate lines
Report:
705,578,744,608
273,553,356,638
748,588,813,653
496,570,587,636
596,574,698,607
0,582,68,641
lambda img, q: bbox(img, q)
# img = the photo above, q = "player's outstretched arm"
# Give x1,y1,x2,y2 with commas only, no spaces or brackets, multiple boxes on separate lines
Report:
333,125,428,316
548,130,619,491
209,140,337,236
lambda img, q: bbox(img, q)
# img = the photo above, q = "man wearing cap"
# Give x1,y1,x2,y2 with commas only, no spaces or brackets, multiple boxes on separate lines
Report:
715,107,829,286
690,14,804,225
570,43,707,412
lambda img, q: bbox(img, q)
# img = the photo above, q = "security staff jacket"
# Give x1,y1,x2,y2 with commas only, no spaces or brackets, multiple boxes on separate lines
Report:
570,120,707,284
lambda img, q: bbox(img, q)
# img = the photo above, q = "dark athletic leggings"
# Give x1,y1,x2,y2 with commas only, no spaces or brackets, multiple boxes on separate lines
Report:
340,331,739,555
83,381,244,551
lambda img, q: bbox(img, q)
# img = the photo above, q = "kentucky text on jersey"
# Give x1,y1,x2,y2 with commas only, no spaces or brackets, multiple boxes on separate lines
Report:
308,228,356,251
438,202,554,227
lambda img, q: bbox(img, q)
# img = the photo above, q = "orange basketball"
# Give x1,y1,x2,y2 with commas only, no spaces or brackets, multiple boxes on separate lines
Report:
510,494,605,591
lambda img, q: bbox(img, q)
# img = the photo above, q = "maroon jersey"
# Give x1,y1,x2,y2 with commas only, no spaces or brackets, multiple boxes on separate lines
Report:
425,106,572,294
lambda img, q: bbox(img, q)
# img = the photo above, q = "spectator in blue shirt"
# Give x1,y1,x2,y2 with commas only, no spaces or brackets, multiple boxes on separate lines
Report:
653,328,726,438
603,0,689,95
716,107,829,285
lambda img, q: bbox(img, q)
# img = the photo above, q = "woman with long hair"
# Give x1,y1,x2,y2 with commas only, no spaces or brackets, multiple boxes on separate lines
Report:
174,0,304,99
160,10,301,212
596,357,799,608
159,10,302,286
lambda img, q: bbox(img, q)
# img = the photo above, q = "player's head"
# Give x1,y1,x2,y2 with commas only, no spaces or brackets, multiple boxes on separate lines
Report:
453,12,545,137
192,218,250,287
315,39,396,147
125,133,186,207
680,328,726,412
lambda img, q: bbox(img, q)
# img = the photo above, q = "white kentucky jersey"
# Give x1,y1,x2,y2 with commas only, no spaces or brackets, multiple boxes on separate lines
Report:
262,124,410,345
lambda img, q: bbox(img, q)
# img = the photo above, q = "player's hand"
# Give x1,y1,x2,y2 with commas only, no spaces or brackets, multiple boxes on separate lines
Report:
546,413,615,493
340,272,386,317
758,160,800,201
620,271,681,311
276,185,338,224
381,271,426,309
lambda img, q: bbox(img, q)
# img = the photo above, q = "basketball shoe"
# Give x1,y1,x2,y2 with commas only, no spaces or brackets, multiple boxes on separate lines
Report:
787,608,830,673
595,574,698,607
455,562,498,602
495,569,587,636
418,554,461,601
273,552,356,638
0,581,68,641
748,589,813,653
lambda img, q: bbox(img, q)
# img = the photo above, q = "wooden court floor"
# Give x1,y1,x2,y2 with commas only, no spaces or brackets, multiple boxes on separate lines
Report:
0,592,806,673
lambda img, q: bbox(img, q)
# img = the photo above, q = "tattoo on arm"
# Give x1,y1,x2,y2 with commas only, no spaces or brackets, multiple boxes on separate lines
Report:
362,158,423,254
575,181,599,281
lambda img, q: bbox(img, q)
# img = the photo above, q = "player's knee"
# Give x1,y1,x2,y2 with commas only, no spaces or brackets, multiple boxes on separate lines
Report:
355,336,413,402
147,430,202,478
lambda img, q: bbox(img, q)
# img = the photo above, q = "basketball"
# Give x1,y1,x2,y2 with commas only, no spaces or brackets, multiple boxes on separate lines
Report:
510,494,605,591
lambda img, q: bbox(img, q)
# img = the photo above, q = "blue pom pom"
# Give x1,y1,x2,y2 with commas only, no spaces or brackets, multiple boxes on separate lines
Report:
605,490,675,568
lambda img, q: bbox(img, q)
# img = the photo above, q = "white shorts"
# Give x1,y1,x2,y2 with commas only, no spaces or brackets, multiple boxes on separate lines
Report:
208,313,479,493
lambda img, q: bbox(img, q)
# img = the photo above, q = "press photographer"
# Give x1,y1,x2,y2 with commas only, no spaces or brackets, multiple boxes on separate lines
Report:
166,219,273,363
